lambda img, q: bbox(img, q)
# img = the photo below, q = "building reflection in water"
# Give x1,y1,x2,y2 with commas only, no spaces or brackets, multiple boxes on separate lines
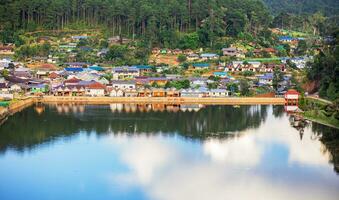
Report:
108,103,205,113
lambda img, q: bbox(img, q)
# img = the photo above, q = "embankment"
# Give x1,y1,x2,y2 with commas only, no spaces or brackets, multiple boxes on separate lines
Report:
40,96,285,105
0,98,35,125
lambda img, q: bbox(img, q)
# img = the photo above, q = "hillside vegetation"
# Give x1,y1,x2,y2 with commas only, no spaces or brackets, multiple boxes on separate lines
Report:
264,0,339,16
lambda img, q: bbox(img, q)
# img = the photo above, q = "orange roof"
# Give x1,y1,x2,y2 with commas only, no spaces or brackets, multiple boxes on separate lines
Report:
64,77,81,83
48,72,59,79
87,82,106,89
286,89,300,94
40,63,57,70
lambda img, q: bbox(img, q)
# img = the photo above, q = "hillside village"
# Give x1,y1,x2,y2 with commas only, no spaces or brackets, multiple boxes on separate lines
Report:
0,28,319,100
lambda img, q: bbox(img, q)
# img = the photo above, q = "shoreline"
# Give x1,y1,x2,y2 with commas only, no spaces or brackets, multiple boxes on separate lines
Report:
39,96,286,105
0,96,285,125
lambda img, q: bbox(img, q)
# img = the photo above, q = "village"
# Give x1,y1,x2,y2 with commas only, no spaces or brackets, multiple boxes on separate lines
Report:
0,28,315,101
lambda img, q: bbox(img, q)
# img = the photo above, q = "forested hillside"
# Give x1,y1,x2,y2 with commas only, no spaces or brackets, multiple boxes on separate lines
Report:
1,0,270,46
264,0,339,16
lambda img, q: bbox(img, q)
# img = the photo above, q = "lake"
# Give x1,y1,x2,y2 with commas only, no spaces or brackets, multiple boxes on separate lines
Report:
0,104,338,200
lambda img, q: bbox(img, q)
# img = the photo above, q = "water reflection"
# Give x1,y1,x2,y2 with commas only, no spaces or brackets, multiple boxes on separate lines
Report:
0,104,268,153
0,104,338,200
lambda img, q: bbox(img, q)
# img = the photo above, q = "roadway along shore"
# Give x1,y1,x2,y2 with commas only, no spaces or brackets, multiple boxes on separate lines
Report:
39,96,286,105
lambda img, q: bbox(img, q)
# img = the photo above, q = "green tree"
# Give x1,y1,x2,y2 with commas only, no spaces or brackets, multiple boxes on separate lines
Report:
177,54,187,62
273,67,284,91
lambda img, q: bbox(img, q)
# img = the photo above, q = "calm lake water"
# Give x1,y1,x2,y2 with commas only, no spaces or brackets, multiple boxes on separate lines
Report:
0,104,338,200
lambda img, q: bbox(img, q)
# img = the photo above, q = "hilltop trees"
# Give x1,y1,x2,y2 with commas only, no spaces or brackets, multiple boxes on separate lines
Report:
307,29,339,101
0,0,271,47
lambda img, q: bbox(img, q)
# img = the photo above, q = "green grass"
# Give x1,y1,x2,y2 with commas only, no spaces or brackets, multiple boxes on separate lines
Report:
303,110,339,129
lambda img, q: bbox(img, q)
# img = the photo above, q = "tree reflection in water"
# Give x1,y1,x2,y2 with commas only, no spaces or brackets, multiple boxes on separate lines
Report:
0,103,268,153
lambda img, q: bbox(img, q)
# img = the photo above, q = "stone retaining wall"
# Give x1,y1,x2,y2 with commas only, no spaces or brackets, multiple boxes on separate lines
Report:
41,96,285,105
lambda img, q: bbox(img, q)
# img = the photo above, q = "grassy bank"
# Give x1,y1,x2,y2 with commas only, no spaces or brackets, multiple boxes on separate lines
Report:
300,97,339,129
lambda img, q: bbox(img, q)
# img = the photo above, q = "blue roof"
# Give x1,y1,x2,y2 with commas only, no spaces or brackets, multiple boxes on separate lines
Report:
89,66,104,71
279,36,293,41
134,65,152,70
259,73,273,80
64,67,84,72
30,84,46,89
72,36,89,39
201,53,218,57
193,63,210,68
214,72,227,76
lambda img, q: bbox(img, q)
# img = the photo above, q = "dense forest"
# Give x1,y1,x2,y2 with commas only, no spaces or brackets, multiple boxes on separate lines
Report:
1,0,337,47
264,0,339,16
0,0,276,47
306,30,339,101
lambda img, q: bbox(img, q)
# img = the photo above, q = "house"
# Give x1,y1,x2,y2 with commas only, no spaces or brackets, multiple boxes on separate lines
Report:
227,61,261,72
183,49,194,55
152,48,160,54
64,62,89,68
192,63,210,70
166,88,180,97
109,89,124,97
200,53,219,60
284,89,300,112
148,77,168,86
173,49,183,55
281,57,310,69
180,89,203,97
54,85,85,96
0,58,12,69
97,48,109,57
187,53,199,61
98,77,110,85
64,77,81,86
48,72,61,80
124,89,138,97
36,71,49,79
138,88,152,97
9,83,23,93
0,83,9,93
12,71,32,79
278,36,294,43
213,71,228,78
85,82,106,96
0,45,14,55
258,73,273,85
111,80,136,90
152,88,166,97
260,63,287,73
30,84,48,94
190,77,208,87
209,89,229,97
71,35,89,40
135,65,153,74
112,66,140,80
64,67,84,73
88,66,105,72
222,47,244,57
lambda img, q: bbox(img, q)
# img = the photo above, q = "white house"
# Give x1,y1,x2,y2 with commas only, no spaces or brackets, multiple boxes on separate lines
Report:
110,89,124,97
9,84,22,93
258,73,273,85
112,66,140,80
200,53,219,60
85,82,106,96
111,80,136,90
209,89,229,97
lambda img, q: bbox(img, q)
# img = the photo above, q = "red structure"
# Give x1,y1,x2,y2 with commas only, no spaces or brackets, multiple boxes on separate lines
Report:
284,89,300,112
